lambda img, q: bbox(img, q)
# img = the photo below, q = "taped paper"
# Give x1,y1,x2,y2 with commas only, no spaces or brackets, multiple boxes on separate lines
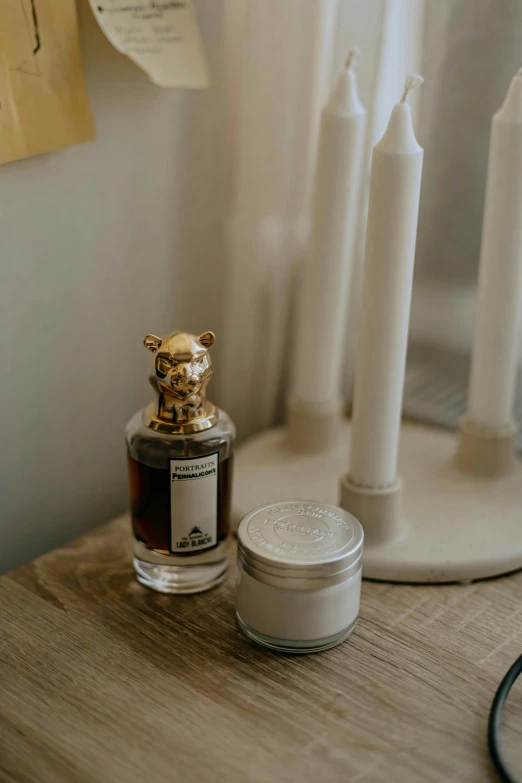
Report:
89,0,210,89
0,0,94,165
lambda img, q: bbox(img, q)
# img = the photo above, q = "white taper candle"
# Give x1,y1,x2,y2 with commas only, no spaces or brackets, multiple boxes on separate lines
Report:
349,75,424,488
291,50,366,407
467,69,522,430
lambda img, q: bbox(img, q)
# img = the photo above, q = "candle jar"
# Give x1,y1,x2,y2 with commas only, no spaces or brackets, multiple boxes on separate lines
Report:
236,501,363,653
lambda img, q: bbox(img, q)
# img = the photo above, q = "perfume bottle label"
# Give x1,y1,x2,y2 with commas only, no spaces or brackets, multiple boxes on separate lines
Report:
169,452,219,553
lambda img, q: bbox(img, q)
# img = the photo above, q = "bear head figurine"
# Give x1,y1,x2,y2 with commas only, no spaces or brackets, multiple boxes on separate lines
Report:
143,330,217,431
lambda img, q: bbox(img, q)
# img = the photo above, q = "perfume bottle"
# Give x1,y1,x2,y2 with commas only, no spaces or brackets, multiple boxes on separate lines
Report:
126,330,235,594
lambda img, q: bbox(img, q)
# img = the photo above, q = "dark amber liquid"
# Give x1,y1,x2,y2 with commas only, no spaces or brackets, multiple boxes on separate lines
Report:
128,454,233,555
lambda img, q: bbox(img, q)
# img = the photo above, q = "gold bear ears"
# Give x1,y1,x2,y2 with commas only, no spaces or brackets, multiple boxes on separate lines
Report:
143,334,163,353
143,331,215,353
198,331,216,348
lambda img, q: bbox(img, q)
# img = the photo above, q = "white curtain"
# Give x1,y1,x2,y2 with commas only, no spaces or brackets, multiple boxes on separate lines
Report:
218,0,424,439
410,0,522,357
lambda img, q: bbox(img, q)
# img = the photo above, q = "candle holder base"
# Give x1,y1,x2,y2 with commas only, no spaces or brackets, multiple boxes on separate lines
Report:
233,420,522,583
358,421,522,583
340,476,405,546
286,396,345,452
232,419,352,532
457,416,517,477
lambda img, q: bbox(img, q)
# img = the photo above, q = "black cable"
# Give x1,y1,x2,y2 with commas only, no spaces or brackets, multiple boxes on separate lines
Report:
488,653,522,783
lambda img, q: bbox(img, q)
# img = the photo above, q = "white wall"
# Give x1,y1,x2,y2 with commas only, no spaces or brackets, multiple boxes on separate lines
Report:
0,0,229,572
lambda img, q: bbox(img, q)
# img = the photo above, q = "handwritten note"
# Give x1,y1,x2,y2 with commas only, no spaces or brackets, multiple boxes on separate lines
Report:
0,0,94,165
89,0,210,89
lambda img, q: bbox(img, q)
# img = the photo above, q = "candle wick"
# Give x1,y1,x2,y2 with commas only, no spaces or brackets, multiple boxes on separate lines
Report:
345,47,360,71
400,73,424,103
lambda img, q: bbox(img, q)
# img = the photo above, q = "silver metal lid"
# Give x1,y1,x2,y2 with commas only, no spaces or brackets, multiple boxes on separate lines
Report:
237,500,364,590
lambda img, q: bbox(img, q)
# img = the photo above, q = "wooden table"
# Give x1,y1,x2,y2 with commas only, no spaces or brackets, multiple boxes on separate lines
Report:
1,515,522,783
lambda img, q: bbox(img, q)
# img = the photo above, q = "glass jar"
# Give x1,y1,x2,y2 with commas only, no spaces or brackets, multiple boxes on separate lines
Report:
236,501,363,653
127,409,235,594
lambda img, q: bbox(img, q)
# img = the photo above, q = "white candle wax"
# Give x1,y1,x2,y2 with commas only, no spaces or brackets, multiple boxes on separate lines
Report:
349,76,424,488
467,70,522,430
292,52,366,407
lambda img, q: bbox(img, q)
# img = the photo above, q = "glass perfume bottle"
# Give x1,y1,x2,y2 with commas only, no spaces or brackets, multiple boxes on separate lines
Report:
126,330,235,594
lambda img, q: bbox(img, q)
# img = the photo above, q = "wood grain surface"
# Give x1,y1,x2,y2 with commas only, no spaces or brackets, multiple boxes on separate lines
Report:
1,514,522,783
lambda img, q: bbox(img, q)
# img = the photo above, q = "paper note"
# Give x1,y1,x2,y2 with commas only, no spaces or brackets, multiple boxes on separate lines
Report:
89,0,209,89
0,0,94,166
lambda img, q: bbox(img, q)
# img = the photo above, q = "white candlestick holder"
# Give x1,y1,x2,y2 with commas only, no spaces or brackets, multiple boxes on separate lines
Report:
233,417,522,583
339,67,522,584
343,419,522,583
234,69,522,584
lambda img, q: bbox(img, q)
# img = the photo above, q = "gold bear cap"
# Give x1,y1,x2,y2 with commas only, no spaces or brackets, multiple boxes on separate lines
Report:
142,330,218,435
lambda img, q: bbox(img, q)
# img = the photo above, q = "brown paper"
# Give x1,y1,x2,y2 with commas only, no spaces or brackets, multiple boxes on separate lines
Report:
0,0,94,165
